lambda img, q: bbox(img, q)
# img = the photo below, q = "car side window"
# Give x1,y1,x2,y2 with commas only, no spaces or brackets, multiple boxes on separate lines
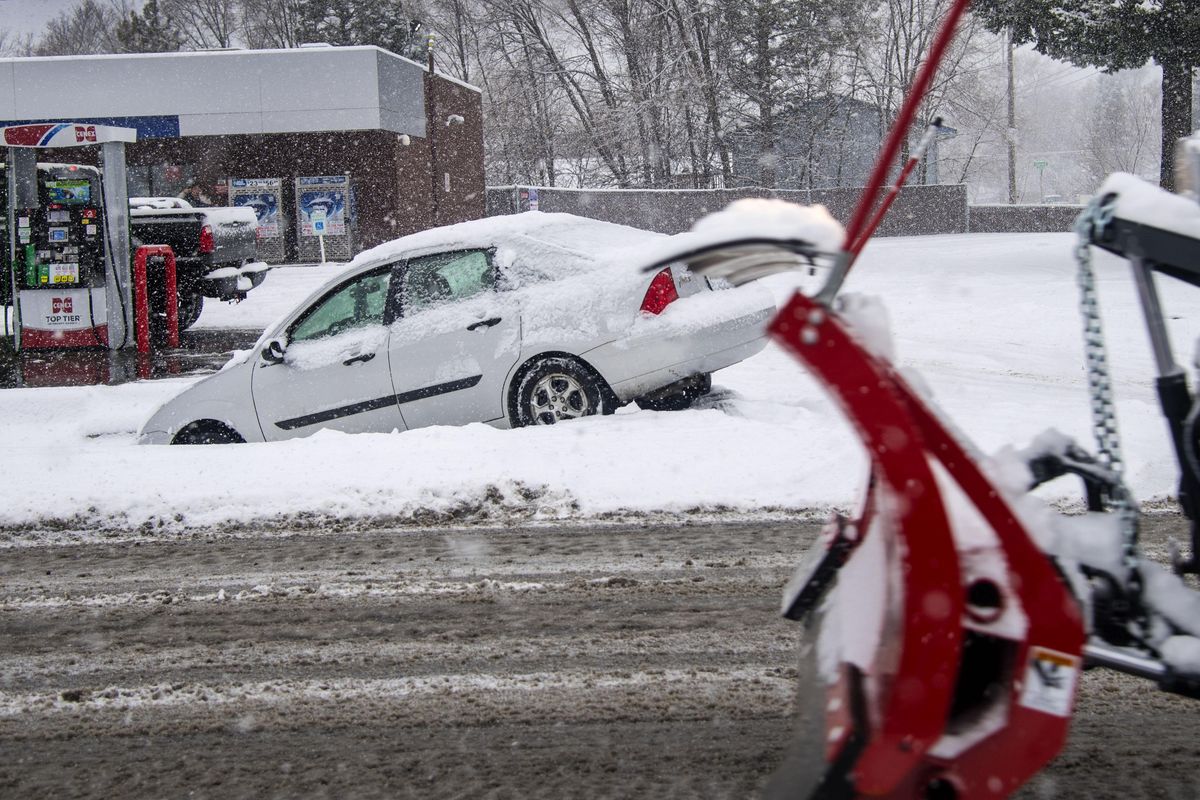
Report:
402,250,493,315
290,268,391,342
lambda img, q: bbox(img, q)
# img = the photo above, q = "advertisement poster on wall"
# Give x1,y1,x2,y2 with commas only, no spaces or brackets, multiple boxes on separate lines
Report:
229,178,284,263
297,175,349,237
295,175,353,261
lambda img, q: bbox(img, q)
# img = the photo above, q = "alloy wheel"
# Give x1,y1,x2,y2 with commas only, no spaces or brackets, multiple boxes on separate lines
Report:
528,372,592,424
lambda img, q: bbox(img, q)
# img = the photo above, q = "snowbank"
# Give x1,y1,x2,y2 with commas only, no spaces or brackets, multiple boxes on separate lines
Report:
3,231,1197,539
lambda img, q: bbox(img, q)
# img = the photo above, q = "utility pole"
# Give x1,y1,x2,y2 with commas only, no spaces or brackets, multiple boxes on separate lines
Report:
426,33,440,227
1006,29,1017,204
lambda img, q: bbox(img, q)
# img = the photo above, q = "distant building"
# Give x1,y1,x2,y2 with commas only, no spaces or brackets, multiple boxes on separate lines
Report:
730,95,951,190
0,46,484,262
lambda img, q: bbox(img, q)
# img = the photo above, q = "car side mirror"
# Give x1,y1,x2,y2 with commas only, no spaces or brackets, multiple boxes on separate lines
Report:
261,338,286,364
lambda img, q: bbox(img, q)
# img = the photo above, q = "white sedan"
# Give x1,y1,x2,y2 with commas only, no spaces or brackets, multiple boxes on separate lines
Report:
138,212,777,444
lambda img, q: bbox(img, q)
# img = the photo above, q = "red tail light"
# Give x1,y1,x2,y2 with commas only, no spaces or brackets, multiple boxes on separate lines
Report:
199,224,214,254
640,268,679,315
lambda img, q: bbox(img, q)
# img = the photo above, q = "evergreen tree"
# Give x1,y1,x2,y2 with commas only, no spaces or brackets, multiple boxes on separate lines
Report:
972,0,1199,190
725,0,867,188
298,0,424,59
116,0,183,53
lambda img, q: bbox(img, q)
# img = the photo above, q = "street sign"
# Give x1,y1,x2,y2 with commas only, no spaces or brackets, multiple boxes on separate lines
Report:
311,208,327,235
1033,159,1048,170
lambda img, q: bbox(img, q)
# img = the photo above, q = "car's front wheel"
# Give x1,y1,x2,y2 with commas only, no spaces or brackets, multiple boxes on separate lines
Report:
172,420,245,445
511,356,607,427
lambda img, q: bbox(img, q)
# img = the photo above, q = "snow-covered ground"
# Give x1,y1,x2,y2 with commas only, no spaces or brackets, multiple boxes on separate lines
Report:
4,231,1196,537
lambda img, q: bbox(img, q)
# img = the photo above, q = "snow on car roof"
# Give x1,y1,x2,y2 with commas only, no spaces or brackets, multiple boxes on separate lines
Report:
350,212,663,277
130,197,192,209
349,202,845,280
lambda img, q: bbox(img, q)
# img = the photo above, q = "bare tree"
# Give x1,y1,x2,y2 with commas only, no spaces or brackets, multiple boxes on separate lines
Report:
241,0,306,48
35,0,125,55
855,1,980,145
426,0,476,81
162,0,239,48
665,0,733,186
0,27,35,56
1079,69,1160,187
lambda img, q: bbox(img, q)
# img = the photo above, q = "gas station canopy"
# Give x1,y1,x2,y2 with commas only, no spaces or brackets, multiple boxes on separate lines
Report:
0,47,447,141
2,123,136,148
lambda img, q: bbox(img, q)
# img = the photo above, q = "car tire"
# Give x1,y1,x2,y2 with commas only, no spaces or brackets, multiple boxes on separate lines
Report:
511,356,607,427
172,420,245,445
177,291,204,331
149,286,203,337
634,373,712,412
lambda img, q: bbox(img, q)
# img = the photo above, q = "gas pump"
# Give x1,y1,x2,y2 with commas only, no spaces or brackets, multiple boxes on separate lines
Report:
3,123,135,350
7,163,108,347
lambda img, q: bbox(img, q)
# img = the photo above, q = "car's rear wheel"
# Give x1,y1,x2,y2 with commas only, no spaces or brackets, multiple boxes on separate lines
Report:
635,373,712,412
177,291,204,331
149,286,204,336
512,356,607,427
172,420,244,445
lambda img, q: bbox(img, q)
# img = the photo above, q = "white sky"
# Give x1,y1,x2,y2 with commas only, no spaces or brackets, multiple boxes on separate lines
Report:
0,0,77,39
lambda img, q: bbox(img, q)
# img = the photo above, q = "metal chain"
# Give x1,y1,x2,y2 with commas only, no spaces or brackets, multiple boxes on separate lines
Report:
1074,200,1142,584
1074,201,1124,476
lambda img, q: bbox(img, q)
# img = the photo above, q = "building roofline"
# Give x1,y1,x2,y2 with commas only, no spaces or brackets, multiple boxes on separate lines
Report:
0,46,482,94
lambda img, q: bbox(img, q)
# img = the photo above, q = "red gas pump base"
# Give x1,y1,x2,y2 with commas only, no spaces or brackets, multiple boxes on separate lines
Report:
133,244,180,354
18,287,109,348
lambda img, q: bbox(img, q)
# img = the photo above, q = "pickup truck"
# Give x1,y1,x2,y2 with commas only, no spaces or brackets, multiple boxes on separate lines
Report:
129,197,269,329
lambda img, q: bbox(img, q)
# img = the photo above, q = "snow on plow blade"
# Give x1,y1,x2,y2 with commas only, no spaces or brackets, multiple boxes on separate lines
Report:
637,198,844,287
760,288,1087,799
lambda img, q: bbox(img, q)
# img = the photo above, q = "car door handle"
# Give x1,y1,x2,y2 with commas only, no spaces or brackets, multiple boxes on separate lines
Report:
343,352,376,366
467,317,502,331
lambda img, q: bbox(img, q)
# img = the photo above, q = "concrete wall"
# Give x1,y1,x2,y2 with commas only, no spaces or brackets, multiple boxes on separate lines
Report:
487,184,969,237
968,204,1084,234
486,186,1092,239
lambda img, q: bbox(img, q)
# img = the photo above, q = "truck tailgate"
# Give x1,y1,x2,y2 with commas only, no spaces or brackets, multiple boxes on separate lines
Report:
203,206,258,265
129,209,203,256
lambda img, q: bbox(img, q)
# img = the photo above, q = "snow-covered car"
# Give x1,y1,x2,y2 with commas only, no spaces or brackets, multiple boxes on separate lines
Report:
138,212,777,444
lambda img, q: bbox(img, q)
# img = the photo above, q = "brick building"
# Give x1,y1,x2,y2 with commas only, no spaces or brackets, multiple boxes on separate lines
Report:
0,45,484,262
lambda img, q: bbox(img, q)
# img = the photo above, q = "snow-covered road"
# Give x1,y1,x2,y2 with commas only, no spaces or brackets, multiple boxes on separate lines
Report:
1,518,1194,798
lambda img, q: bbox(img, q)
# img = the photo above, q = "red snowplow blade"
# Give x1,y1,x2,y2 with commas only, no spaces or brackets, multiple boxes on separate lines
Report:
766,291,1085,799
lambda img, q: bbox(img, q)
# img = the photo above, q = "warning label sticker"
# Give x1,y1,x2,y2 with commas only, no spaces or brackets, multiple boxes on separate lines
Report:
1018,646,1080,717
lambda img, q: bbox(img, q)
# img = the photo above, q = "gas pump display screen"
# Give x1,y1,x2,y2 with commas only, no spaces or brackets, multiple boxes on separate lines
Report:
48,209,70,223
49,227,68,242
44,179,92,205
